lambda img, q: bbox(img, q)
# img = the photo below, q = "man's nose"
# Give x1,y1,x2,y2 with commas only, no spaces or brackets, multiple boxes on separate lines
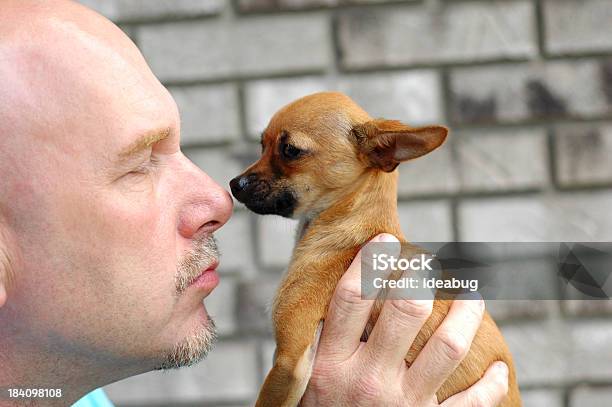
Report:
178,161,234,238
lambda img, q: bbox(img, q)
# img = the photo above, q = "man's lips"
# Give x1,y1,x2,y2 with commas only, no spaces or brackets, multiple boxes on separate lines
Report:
190,261,220,291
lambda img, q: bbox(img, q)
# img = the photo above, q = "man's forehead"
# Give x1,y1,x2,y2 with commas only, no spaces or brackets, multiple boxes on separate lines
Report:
0,2,178,157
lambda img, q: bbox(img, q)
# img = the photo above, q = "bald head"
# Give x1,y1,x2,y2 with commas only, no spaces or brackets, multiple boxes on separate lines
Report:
0,0,165,134
0,0,178,215
0,0,149,92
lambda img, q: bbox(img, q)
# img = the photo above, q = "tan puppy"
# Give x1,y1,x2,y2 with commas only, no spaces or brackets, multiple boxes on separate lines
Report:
230,92,520,407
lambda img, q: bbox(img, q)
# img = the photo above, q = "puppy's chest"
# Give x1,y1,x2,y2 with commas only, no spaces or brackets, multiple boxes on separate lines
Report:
271,244,358,317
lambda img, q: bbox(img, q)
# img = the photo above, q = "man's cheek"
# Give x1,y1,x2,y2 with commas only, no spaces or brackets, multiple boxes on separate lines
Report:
99,190,164,243
97,193,176,279
55,187,176,289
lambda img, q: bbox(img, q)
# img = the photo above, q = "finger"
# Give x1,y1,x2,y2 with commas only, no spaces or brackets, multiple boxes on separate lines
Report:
403,296,485,401
363,252,434,369
364,297,434,371
318,233,397,361
442,361,509,407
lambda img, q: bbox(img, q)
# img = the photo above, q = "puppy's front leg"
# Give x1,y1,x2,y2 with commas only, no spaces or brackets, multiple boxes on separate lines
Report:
256,317,323,407
255,255,348,407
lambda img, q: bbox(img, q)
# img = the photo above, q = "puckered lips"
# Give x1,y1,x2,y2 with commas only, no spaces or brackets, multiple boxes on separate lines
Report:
189,260,219,292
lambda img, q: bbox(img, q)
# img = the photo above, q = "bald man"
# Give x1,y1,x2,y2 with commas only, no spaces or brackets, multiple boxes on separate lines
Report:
0,1,509,406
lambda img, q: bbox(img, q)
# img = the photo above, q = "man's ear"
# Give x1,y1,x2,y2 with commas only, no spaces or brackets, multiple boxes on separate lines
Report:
0,281,6,308
0,223,15,308
0,250,8,307
353,119,448,172
0,244,9,306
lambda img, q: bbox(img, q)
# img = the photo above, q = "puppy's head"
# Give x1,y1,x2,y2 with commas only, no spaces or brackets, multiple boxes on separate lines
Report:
230,92,447,218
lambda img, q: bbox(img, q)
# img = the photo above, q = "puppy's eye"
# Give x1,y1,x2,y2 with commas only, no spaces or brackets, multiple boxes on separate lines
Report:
281,143,302,160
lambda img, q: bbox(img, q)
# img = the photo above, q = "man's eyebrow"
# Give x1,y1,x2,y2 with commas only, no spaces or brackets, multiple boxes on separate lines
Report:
118,127,171,160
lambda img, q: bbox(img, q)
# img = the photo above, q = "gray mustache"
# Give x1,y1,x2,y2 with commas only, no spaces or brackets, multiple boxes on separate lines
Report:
176,235,219,294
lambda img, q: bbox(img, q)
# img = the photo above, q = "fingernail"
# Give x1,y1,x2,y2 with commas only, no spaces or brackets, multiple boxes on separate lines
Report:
377,233,398,243
456,291,482,301
495,362,508,377
456,292,484,311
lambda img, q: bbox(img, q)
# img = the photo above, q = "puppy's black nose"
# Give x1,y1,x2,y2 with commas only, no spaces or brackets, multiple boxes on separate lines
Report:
230,173,257,201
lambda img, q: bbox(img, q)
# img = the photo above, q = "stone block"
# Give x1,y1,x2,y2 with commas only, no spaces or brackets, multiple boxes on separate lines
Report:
544,0,612,55
337,2,536,69
450,60,612,124
170,84,240,146
138,16,330,82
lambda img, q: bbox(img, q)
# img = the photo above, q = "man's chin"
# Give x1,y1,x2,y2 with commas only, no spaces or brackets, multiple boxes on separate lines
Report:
153,317,217,370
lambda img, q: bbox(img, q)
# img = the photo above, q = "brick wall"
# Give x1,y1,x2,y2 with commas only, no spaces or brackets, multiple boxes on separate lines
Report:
76,0,612,405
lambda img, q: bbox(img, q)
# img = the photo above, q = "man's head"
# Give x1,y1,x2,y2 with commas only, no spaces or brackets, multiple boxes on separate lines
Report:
0,0,233,393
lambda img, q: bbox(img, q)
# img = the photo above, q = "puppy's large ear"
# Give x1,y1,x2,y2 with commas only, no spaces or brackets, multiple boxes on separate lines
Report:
353,119,448,172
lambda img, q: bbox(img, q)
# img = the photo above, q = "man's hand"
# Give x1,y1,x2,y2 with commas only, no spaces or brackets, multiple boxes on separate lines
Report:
301,234,509,407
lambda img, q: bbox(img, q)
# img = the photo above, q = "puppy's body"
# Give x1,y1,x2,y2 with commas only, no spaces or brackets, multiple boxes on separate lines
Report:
231,92,520,406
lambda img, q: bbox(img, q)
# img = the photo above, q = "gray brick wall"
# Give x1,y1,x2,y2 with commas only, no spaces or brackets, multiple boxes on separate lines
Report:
75,0,612,405
138,15,331,81
336,2,537,68
543,0,612,55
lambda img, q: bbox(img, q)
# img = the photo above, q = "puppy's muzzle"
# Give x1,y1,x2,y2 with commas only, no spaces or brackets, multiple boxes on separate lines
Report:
229,173,296,217
230,173,269,201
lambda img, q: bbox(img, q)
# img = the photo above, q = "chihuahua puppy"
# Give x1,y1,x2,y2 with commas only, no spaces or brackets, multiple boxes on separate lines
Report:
230,92,520,407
